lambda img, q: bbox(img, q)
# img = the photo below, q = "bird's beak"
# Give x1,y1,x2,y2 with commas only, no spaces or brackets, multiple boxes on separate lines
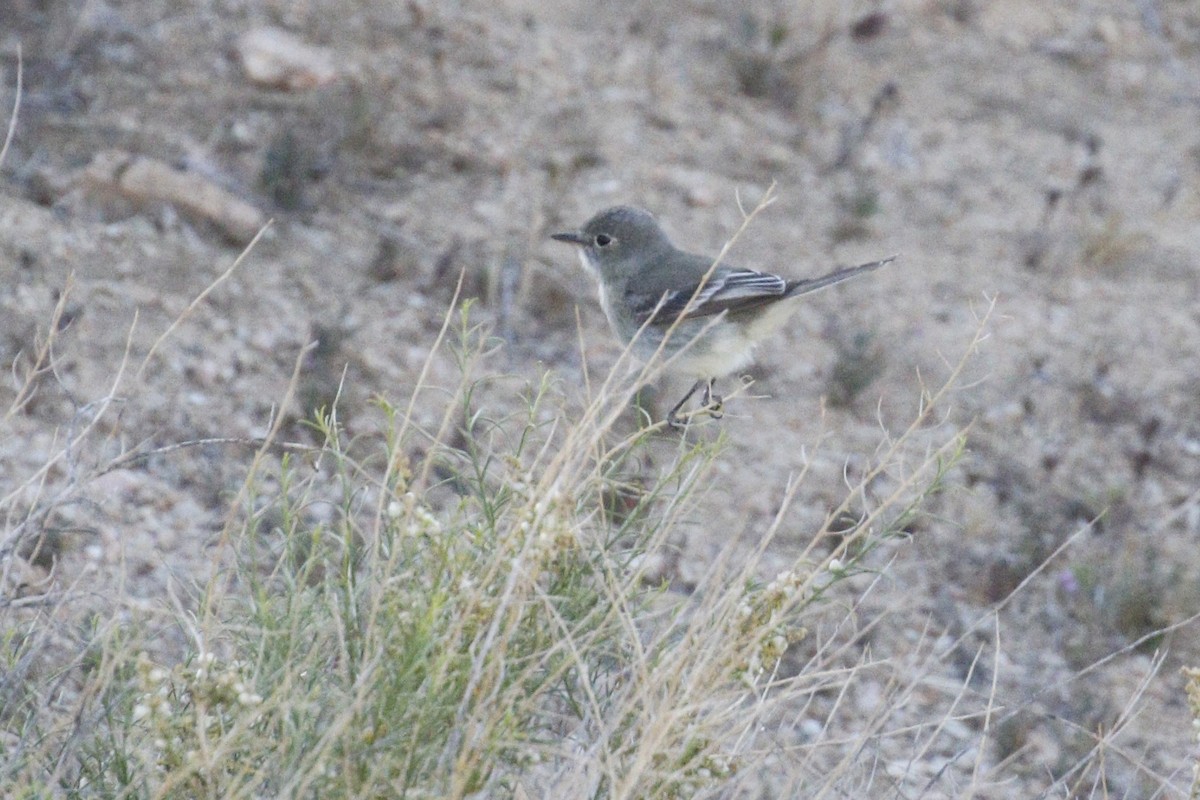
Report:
551,231,589,246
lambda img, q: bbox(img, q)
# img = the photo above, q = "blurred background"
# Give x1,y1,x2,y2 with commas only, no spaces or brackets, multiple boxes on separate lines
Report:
2,0,1199,794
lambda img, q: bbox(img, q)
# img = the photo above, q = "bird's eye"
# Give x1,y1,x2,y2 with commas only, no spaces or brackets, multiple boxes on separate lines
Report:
595,233,613,247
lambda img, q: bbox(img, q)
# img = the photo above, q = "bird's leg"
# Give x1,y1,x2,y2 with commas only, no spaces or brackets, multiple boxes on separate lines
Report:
667,379,705,429
701,378,723,419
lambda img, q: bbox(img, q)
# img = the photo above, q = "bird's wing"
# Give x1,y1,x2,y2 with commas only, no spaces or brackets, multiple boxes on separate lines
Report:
627,268,789,326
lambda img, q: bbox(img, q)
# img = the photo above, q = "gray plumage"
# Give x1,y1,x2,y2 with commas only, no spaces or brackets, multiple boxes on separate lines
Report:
552,205,895,425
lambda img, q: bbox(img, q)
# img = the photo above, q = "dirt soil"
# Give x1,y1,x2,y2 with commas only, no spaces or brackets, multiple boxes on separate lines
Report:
2,0,1199,796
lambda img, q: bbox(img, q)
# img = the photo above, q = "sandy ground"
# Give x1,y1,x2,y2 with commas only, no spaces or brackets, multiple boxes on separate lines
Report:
2,0,1199,795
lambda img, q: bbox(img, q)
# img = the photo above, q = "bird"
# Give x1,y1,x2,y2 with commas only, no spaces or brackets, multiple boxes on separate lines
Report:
552,205,895,428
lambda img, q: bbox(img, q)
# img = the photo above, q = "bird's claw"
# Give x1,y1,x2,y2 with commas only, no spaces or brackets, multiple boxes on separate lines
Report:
701,380,723,420
706,395,724,419
665,379,724,430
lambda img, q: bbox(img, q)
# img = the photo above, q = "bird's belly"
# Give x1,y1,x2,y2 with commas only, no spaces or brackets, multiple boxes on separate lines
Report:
669,300,798,379
665,319,758,379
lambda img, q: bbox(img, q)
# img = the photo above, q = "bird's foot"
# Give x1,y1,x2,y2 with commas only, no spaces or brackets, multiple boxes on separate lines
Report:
665,379,704,430
664,379,728,429
705,395,724,419
700,379,723,419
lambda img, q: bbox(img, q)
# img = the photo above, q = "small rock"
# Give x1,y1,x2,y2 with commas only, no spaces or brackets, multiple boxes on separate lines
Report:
237,27,339,90
79,150,266,244
797,718,823,740
1094,16,1120,47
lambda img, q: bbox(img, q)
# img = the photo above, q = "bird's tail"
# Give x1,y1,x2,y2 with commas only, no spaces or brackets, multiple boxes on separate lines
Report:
784,255,897,298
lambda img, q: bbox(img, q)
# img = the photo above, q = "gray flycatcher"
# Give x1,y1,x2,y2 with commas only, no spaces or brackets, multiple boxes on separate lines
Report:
552,205,895,427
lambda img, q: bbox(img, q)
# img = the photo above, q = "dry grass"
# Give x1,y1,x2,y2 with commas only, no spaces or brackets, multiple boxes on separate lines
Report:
0,286,921,798
1,211,1188,797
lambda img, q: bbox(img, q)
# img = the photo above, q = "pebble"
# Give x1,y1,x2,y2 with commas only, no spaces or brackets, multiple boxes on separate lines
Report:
80,151,267,244
237,27,339,90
